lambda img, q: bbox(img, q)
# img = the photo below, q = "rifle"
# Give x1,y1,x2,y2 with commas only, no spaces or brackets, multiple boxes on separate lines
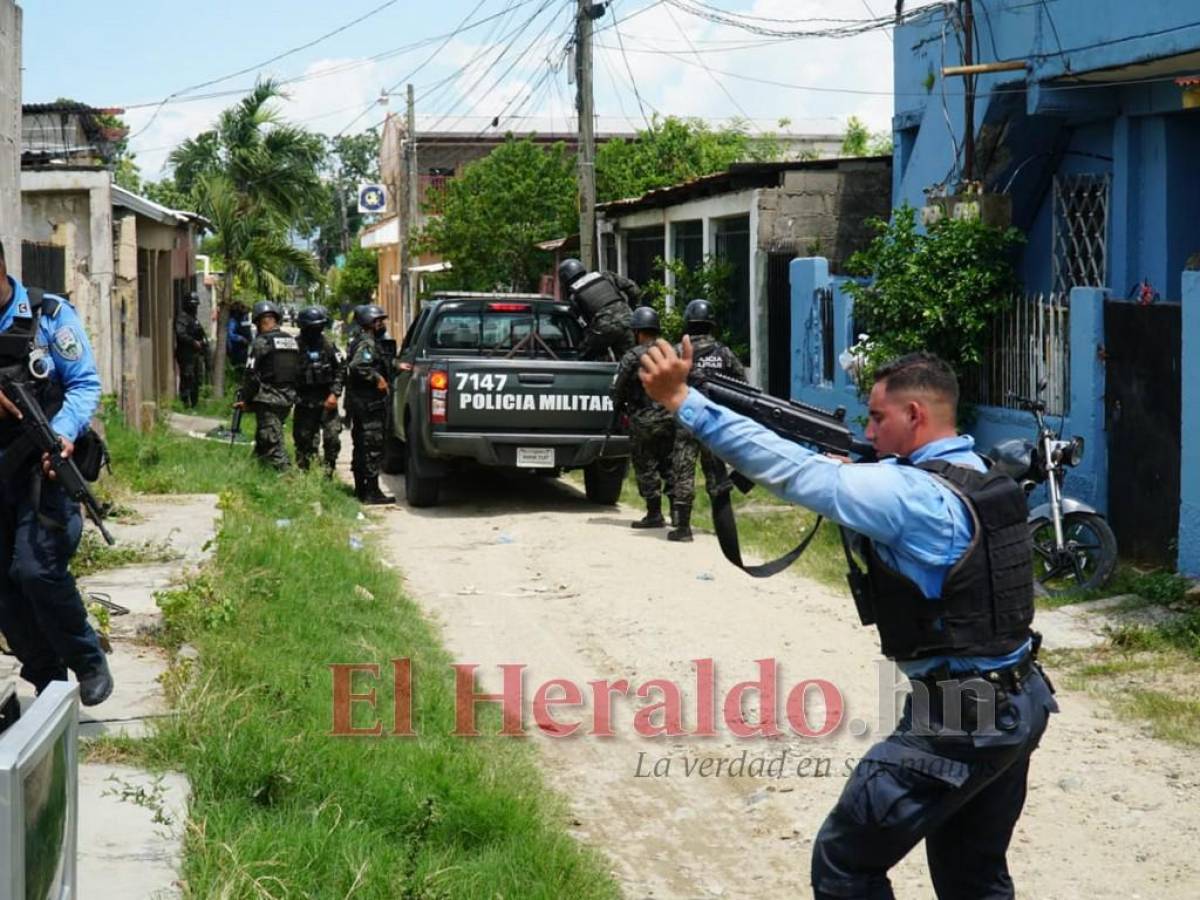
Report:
230,387,245,446
0,377,115,545
687,370,876,577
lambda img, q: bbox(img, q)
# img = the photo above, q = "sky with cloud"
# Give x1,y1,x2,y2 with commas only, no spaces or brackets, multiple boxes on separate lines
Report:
20,0,945,180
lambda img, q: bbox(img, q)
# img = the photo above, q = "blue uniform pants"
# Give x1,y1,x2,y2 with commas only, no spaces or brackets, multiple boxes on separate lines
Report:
0,470,106,691
812,669,1057,899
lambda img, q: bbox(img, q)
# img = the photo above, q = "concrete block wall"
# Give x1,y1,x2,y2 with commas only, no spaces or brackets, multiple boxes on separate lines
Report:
0,1,19,277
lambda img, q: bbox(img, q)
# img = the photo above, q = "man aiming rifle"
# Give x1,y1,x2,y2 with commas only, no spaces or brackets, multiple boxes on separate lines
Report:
639,336,1055,900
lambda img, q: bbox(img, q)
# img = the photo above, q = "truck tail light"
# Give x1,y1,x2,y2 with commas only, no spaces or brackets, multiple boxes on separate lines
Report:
429,369,449,424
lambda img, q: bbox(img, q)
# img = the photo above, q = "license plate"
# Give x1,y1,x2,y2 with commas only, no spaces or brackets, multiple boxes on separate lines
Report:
516,447,555,468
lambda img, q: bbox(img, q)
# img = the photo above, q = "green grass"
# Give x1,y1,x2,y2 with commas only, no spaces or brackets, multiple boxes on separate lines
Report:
70,531,179,578
1117,689,1200,746
93,412,619,899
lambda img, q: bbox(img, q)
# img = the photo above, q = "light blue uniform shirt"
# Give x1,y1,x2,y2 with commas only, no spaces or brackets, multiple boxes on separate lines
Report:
0,276,102,443
675,388,1029,676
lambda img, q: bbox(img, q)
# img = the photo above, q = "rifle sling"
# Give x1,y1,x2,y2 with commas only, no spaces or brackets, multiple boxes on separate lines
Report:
709,487,824,578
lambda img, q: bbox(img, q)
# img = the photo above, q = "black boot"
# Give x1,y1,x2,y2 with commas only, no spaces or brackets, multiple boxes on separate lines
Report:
361,476,394,505
669,498,680,528
631,495,666,528
78,657,114,707
667,504,693,542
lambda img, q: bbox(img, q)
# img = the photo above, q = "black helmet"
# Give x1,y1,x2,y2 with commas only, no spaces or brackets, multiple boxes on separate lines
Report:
683,298,715,333
558,258,587,289
251,300,282,324
353,304,387,329
183,291,199,310
630,305,660,333
298,305,329,330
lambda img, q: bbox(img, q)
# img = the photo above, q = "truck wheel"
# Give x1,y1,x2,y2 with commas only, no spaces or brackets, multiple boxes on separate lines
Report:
382,428,406,474
405,434,440,508
584,458,628,505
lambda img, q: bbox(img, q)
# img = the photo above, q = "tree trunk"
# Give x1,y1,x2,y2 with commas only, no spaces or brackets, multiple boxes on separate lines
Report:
212,270,233,397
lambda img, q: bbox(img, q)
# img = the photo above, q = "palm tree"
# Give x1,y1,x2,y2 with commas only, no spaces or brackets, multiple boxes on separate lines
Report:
168,80,324,395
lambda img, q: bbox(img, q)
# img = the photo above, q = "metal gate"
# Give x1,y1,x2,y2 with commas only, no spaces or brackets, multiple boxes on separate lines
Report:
766,252,792,398
1104,301,1182,566
21,241,66,294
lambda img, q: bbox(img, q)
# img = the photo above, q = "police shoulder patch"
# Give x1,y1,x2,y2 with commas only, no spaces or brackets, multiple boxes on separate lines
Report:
53,326,83,361
15,301,31,318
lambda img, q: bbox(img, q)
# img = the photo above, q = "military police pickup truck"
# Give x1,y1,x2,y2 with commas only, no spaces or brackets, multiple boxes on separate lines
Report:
384,292,630,507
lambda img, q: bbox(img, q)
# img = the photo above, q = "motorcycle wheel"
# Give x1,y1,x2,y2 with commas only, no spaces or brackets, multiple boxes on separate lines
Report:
1030,512,1118,596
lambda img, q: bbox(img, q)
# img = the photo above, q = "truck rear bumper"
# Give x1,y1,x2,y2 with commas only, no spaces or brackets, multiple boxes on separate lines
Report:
427,432,631,469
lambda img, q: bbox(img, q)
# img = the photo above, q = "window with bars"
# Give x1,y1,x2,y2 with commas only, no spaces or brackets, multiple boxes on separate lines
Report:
1053,173,1110,296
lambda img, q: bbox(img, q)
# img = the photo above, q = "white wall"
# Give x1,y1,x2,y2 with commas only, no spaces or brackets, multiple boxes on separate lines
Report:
0,2,20,277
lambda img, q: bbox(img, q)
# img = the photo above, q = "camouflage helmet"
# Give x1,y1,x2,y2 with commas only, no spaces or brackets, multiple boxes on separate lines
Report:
629,305,660,333
251,300,282,325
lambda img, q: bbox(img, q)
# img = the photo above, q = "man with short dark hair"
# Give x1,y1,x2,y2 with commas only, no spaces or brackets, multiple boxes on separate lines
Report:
639,342,1056,899
0,240,112,706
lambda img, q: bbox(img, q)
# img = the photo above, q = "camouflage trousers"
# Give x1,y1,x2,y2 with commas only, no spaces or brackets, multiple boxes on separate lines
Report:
580,304,634,361
630,412,676,500
349,404,386,480
293,401,342,474
672,430,732,505
177,354,205,408
251,403,292,471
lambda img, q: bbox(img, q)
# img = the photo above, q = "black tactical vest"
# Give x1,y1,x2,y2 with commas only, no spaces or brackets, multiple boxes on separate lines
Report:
298,336,335,387
569,271,624,319
690,336,732,374
255,331,300,386
0,289,64,448
849,459,1034,661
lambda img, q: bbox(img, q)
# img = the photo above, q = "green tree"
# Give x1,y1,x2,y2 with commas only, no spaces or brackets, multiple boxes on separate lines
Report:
417,136,577,292
166,81,323,393
640,255,743,357
313,129,382,267
841,115,893,158
331,242,378,307
596,115,781,202
843,203,1025,392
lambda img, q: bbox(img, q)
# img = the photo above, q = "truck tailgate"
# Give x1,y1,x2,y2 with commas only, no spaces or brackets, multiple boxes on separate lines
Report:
442,359,615,433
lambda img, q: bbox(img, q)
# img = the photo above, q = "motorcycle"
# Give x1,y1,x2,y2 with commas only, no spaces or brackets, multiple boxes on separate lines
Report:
988,382,1118,596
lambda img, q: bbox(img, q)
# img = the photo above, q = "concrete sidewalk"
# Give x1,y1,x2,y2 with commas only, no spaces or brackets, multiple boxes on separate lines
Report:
1,492,221,898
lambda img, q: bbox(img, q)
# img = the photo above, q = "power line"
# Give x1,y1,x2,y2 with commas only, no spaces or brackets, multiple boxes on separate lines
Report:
609,0,654,129
663,1,756,128
128,0,402,140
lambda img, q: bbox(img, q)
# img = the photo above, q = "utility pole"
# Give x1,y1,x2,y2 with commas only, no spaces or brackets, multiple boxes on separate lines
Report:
961,0,976,185
403,83,418,324
576,0,597,270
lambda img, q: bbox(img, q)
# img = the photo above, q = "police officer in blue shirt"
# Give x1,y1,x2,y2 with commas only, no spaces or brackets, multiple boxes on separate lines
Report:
0,241,112,706
639,341,1057,900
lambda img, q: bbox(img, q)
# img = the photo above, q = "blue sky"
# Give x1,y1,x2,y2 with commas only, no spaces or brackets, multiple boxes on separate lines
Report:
21,0,929,178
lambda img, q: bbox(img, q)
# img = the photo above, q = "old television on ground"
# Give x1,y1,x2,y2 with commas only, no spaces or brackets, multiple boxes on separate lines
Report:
0,681,79,900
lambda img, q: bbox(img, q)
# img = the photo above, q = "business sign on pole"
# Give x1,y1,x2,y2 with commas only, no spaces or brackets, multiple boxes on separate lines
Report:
357,184,388,214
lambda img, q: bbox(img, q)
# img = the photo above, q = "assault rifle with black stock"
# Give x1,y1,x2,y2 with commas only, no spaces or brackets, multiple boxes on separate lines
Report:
0,374,115,545
229,387,245,446
688,370,876,577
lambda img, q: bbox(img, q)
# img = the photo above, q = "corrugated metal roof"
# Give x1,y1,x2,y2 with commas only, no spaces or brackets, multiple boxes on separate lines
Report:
111,184,207,229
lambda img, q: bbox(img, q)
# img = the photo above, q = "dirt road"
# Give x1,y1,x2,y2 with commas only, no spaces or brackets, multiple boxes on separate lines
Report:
372,470,1200,899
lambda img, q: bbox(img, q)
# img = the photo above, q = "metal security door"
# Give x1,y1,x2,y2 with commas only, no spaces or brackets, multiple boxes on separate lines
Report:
766,252,792,398
1104,302,1182,565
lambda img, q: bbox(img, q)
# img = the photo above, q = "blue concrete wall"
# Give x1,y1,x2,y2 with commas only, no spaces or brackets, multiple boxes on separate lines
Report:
787,261,1108,511
1179,272,1200,576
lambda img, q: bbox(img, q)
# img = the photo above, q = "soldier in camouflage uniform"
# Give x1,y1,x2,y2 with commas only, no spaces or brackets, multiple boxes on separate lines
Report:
345,304,394,505
611,306,675,529
667,299,747,542
293,306,345,476
174,292,208,408
558,258,636,361
237,300,299,470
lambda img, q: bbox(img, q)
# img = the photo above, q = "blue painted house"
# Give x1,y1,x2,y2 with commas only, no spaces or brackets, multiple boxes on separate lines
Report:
791,1,1200,574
